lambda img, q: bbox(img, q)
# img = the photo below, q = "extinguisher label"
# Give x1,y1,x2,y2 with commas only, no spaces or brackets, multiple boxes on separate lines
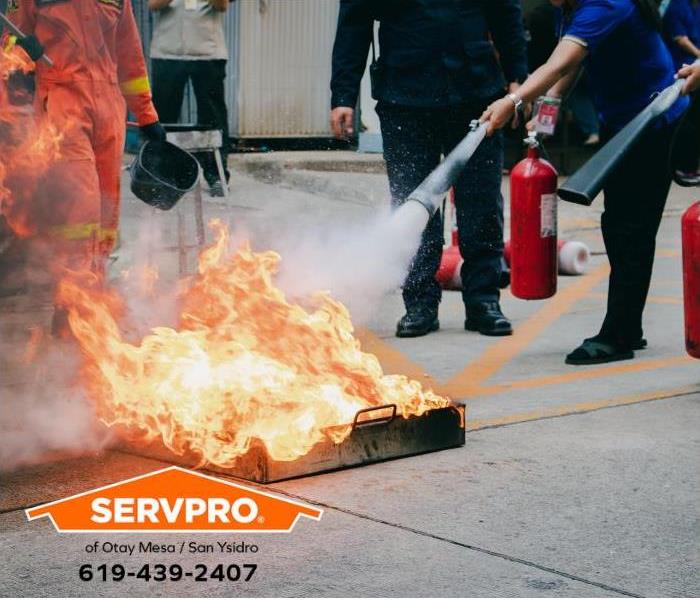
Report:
541,193,557,237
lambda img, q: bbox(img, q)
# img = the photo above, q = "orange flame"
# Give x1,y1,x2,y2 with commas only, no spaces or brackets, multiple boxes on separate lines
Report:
0,43,62,238
57,220,450,465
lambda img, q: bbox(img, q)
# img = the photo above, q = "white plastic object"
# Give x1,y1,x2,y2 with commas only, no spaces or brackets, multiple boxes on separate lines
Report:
558,240,590,275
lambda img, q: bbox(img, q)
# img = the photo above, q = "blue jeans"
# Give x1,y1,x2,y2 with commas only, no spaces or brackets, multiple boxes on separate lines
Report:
377,102,505,309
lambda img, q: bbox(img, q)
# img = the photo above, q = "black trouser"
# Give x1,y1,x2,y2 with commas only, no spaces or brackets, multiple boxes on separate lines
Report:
151,59,230,186
598,121,674,345
376,102,504,309
671,91,700,173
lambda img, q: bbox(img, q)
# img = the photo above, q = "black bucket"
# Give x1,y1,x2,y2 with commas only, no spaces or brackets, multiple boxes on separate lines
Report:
129,140,199,210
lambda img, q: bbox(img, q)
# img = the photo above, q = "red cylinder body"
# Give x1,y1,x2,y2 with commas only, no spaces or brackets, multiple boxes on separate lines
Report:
436,245,463,290
682,201,700,358
509,146,558,299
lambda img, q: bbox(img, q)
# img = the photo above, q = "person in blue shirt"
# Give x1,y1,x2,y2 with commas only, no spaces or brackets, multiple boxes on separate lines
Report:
663,0,700,69
481,0,690,365
663,0,700,185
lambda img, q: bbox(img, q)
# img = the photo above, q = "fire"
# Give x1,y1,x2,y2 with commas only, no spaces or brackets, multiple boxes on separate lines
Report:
57,220,450,465
0,43,63,238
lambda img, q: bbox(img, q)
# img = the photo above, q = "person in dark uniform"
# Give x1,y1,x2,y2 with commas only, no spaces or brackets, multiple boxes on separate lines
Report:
330,0,528,338
481,0,689,364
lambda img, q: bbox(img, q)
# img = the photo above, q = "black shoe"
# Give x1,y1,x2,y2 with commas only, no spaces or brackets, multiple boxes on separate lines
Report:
396,305,439,338
464,301,512,336
673,170,700,187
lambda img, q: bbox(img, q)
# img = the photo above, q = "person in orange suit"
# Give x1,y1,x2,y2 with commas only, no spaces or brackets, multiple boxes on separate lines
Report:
3,0,165,333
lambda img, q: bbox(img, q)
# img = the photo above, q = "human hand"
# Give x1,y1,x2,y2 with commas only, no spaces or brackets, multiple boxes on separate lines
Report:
16,35,44,62
480,97,515,136
330,107,354,138
677,62,700,95
140,121,167,142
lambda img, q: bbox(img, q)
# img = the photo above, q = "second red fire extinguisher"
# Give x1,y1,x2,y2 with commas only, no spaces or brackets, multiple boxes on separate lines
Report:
682,201,700,359
509,132,558,299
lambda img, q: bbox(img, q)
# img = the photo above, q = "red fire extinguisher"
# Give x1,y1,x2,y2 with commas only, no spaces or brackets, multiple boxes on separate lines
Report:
682,201,700,359
509,133,558,299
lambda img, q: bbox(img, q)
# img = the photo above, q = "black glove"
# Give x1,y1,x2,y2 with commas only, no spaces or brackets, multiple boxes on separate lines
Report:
140,121,167,142
16,35,44,62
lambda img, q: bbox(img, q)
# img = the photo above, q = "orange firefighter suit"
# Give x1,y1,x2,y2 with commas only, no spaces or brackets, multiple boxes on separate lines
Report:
5,0,158,272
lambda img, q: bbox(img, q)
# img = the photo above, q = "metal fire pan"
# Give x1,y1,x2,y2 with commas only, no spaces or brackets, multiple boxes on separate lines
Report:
117,403,466,484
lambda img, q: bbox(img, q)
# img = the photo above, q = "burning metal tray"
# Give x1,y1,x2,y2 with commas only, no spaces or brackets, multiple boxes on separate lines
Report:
118,403,466,483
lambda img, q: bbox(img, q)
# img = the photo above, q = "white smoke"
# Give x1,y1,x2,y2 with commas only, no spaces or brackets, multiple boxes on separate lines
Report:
0,343,110,472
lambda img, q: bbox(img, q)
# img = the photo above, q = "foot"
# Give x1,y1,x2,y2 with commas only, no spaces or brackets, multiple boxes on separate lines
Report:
209,181,226,197
582,133,600,146
396,305,439,338
565,335,634,365
464,301,512,336
673,170,700,187
633,337,647,350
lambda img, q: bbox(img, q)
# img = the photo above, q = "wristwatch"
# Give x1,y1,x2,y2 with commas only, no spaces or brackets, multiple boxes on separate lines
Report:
507,92,523,111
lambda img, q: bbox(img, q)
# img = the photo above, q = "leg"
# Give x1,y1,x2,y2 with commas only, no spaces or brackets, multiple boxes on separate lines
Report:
446,104,510,336
598,123,673,346
33,83,101,276
93,85,127,261
451,127,505,305
33,82,102,337
150,59,189,125
376,102,444,311
671,91,700,177
190,60,231,186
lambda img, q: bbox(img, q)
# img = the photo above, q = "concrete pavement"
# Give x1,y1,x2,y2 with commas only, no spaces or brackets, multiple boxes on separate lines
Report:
1,151,698,596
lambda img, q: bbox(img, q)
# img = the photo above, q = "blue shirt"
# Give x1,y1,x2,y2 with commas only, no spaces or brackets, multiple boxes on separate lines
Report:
562,0,689,131
662,0,700,68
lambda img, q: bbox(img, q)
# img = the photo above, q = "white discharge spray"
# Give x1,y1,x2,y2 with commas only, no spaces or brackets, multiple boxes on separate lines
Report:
274,121,488,318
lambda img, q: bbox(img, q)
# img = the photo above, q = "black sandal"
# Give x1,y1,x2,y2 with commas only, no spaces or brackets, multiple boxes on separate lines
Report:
565,337,634,365
633,338,647,350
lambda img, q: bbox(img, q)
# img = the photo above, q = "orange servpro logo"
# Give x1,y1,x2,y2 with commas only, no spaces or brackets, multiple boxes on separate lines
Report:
25,466,322,533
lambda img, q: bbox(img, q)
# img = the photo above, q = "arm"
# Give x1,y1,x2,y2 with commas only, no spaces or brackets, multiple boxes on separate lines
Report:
117,0,159,126
3,0,44,62
481,39,587,134
148,0,172,11
485,0,529,87
5,0,36,34
329,0,373,138
673,35,700,58
547,66,580,99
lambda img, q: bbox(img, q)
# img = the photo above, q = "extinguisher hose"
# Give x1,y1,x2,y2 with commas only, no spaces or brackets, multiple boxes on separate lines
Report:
407,121,488,216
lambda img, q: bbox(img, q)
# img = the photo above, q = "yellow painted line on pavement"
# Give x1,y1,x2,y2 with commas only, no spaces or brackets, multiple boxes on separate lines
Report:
442,262,610,398
356,328,440,391
359,259,684,402
656,248,681,258
466,384,700,431
475,355,694,395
